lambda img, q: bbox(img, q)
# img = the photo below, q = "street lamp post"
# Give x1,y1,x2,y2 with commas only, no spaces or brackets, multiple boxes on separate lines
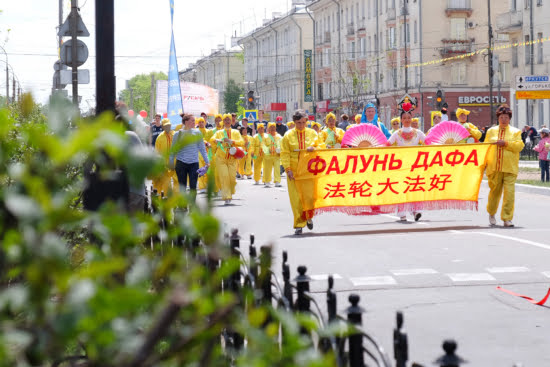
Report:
0,45,8,102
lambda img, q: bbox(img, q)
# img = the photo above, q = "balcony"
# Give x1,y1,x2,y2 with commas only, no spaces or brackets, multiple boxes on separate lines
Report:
445,0,473,17
495,11,523,34
347,23,355,36
439,38,474,57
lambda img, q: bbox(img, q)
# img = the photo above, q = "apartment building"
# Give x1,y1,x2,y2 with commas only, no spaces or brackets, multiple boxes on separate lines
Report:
495,0,550,129
179,45,244,113
307,0,510,130
238,4,314,121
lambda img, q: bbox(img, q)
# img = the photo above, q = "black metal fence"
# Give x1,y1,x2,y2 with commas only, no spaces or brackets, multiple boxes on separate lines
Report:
520,136,541,160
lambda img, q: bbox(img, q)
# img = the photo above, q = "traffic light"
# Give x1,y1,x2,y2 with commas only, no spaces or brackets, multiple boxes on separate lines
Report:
435,90,443,109
247,90,255,109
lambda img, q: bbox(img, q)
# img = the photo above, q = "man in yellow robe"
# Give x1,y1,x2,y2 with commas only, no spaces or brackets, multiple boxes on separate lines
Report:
153,119,179,195
485,105,524,227
319,112,345,148
196,117,214,192
209,114,244,204
263,122,283,187
250,123,267,185
456,108,482,142
238,126,253,179
281,110,322,235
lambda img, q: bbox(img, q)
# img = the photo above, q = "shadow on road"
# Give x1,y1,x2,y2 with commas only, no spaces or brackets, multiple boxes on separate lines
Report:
282,225,486,238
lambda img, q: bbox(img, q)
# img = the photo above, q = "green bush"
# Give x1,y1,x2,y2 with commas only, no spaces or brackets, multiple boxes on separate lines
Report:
0,97,335,367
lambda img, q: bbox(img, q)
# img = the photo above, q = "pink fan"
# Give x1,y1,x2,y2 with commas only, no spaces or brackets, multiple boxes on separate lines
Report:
341,124,388,148
425,121,470,145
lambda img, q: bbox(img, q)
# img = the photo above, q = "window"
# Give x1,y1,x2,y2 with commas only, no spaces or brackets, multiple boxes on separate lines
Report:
402,23,410,45
525,35,531,65
361,37,367,56
368,0,371,18
389,27,396,49
351,41,356,59
539,100,544,127
537,0,543,6
414,21,418,44
450,18,467,40
368,36,371,55
499,61,510,83
362,0,365,19
451,63,467,84
512,39,518,67
511,0,517,11
392,68,397,88
538,33,543,64
318,83,323,100
525,0,530,8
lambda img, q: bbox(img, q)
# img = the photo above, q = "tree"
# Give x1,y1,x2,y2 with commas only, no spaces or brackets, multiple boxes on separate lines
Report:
223,79,243,114
118,71,167,114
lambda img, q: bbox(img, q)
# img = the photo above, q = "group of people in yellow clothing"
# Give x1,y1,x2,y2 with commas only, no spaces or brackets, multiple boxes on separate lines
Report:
150,102,523,233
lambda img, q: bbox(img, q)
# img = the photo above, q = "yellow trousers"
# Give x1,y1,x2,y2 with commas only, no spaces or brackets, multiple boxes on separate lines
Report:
253,155,264,183
287,177,307,228
198,154,208,190
263,155,281,184
152,170,179,196
216,155,238,200
238,153,253,176
487,172,517,221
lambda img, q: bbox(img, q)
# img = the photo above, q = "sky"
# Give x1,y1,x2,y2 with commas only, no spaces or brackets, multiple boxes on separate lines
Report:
0,0,291,109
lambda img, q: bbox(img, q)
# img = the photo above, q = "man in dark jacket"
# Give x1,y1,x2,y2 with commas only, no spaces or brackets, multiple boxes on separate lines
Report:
275,116,288,136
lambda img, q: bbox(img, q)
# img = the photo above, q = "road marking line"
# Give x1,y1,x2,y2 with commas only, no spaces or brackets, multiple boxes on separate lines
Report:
391,268,439,276
470,232,550,251
542,271,550,278
350,276,397,286
447,273,496,282
309,274,343,281
486,266,530,273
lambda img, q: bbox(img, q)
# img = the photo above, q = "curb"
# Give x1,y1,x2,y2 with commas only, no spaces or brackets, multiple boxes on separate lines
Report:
483,180,550,197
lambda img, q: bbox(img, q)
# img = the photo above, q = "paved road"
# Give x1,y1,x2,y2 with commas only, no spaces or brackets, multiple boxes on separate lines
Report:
208,175,550,366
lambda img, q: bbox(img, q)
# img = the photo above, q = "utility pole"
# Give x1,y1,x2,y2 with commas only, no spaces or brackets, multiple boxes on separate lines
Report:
403,0,408,94
95,0,115,114
528,0,534,125
12,75,15,104
487,0,494,126
375,0,380,96
70,0,79,107
331,0,342,102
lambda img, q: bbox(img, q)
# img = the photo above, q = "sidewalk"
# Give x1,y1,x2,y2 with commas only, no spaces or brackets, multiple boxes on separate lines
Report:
519,160,539,168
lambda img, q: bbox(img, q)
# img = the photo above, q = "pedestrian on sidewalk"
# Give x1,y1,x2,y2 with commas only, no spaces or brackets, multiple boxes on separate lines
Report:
169,114,210,205
281,110,321,235
485,105,524,228
534,128,550,182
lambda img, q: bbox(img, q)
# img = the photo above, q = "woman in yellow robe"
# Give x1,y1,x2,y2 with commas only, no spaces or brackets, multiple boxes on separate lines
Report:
250,123,267,185
263,122,283,187
456,108,482,142
485,105,524,227
281,110,322,235
346,114,362,131
319,112,345,148
153,119,179,195
209,114,244,204
238,126,253,179
196,117,214,192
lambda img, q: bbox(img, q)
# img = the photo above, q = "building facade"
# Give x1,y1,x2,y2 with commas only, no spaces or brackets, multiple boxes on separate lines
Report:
179,45,244,113
239,5,314,121
495,0,550,129
307,0,511,130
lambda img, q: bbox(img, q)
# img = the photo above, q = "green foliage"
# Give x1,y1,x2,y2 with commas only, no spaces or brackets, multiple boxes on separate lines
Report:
224,79,244,114
0,97,337,366
119,72,168,115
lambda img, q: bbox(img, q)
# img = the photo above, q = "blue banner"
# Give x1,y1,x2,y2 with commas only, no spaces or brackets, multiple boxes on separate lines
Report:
167,0,183,127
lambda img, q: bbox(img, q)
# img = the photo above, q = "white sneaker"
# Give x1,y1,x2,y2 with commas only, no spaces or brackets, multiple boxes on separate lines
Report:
400,216,407,222
489,215,496,226
254,181,260,185
224,200,231,205
275,183,282,187
264,183,271,187
503,220,514,228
